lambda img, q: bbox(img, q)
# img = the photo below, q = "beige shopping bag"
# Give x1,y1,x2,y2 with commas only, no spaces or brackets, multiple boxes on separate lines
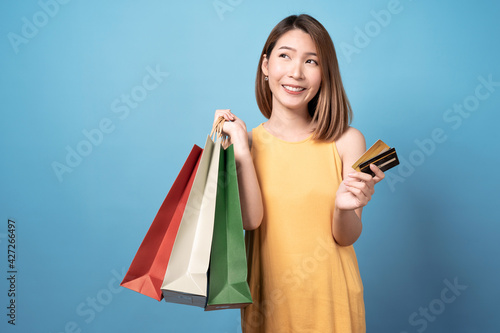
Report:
161,133,221,307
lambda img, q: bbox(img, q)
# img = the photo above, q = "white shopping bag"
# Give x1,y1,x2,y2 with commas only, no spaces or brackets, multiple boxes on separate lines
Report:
161,135,221,307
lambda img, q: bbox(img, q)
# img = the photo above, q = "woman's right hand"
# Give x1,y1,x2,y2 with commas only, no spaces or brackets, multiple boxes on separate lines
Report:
213,109,249,153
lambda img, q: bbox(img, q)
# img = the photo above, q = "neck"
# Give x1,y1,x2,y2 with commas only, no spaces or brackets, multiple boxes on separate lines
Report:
265,104,315,141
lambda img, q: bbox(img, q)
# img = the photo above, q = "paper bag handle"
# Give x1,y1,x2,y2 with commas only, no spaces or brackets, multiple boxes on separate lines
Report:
210,116,228,146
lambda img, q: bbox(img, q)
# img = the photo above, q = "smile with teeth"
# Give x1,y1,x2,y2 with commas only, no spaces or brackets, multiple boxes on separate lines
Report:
283,85,306,92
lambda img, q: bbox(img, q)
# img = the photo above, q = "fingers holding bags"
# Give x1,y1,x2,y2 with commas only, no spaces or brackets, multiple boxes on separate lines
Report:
214,109,235,123
213,109,249,150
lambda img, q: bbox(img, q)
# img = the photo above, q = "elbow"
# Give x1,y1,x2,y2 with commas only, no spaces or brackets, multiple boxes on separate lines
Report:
332,227,362,247
334,238,357,247
243,208,263,231
244,223,260,231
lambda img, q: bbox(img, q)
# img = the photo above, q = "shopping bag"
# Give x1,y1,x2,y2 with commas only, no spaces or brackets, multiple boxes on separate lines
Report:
161,133,222,307
120,145,203,301
205,143,253,310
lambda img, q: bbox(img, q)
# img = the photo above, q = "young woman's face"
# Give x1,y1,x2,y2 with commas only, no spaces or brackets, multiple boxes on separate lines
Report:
262,29,322,115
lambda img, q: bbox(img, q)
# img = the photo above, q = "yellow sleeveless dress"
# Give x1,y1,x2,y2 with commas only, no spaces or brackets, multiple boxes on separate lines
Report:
241,123,365,333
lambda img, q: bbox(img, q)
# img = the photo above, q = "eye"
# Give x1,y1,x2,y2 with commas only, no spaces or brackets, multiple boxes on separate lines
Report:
279,53,290,59
306,59,318,65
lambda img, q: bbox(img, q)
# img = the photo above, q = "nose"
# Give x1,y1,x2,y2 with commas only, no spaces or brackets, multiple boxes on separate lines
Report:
288,60,304,80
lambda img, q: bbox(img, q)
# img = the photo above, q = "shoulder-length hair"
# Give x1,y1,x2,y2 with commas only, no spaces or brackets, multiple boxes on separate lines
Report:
255,14,352,142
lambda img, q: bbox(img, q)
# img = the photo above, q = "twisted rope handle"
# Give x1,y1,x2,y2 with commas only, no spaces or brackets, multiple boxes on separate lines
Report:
210,116,228,146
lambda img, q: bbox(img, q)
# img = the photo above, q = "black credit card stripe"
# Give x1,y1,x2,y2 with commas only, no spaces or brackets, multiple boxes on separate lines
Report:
359,149,397,169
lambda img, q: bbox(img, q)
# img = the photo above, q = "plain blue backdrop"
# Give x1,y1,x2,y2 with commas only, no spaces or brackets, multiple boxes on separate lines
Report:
1,0,499,332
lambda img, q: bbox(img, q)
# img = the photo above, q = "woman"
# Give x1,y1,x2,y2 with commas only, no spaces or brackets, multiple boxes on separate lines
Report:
214,14,385,333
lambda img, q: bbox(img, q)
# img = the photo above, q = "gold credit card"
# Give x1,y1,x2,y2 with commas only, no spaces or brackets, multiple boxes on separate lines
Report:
352,139,390,171
358,147,399,176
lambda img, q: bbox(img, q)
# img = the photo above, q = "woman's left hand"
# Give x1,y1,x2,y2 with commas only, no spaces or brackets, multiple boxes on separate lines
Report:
335,164,385,211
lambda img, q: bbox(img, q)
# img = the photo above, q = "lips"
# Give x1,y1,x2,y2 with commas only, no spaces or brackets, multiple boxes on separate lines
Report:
282,84,306,94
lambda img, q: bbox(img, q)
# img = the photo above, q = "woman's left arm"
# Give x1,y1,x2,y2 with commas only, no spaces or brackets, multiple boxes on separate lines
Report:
332,127,385,246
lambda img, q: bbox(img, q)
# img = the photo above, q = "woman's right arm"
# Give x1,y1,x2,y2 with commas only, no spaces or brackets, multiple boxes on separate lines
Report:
214,109,263,230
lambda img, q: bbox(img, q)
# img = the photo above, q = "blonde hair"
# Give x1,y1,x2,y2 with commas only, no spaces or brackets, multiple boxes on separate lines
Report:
255,14,353,141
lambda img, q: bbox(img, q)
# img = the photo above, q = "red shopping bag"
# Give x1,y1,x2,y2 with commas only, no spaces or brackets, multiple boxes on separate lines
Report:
121,145,203,301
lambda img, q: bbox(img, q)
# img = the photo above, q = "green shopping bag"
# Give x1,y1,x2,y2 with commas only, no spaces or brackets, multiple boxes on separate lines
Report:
205,143,253,311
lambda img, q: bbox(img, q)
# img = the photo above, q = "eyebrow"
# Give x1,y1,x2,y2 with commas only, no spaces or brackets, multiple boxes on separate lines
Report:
278,45,317,57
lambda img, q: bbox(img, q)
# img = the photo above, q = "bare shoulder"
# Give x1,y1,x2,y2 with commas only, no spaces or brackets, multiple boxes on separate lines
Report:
335,126,366,160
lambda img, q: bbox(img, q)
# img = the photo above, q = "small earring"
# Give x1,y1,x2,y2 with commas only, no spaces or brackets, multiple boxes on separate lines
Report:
264,76,268,81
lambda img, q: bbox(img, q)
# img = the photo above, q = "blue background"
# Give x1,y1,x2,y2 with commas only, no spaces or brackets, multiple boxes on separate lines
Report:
1,0,499,332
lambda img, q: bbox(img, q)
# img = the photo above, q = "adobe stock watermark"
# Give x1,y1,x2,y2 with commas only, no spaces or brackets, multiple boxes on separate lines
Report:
400,277,468,333
52,267,127,333
340,0,413,64
53,267,126,333
386,74,499,191
7,0,72,54
51,65,169,183
243,236,336,330
213,0,243,21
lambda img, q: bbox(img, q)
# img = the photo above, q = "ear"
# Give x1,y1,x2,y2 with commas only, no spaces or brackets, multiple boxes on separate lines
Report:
261,54,269,76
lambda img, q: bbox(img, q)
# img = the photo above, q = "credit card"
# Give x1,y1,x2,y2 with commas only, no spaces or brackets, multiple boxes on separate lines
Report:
358,147,399,176
352,139,390,171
